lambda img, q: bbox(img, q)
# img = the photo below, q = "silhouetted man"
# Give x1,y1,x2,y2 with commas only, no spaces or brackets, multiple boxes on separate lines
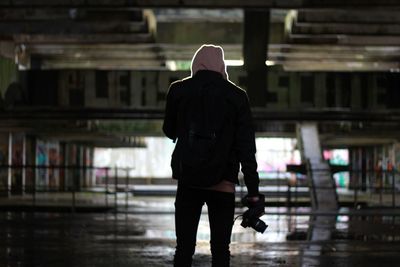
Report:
163,44,262,267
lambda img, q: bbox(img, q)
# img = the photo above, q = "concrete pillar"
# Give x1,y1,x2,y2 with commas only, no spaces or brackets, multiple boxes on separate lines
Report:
7,132,12,197
243,9,270,107
82,146,89,188
8,133,25,195
64,143,70,190
314,73,326,108
88,147,95,187
58,142,65,192
115,71,130,107
27,136,37,193
78,145,84,190
130,71,141,107
22,134,26,195
84,70,96,107
351,75,362,109
352,147,361,191
349,147,360,190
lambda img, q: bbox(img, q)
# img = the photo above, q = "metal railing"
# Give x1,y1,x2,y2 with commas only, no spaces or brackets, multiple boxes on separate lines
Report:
0,165,399,212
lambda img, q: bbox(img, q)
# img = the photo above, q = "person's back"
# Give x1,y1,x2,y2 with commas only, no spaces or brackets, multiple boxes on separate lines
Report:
163,44,262,267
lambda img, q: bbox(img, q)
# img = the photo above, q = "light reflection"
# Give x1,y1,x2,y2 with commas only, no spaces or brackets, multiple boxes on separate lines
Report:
336,215,350,230
2,210,400,266
119,205,313,244
337,215,349,222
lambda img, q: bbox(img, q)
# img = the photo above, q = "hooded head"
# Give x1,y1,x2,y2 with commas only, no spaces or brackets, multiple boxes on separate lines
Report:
191,44,228,80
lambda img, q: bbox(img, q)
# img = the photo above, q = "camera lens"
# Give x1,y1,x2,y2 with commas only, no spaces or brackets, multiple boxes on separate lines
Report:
253,219,268,233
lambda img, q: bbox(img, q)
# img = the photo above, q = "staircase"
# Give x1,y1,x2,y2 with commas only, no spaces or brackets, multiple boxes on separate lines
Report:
298,123,338,211
297,123,337,244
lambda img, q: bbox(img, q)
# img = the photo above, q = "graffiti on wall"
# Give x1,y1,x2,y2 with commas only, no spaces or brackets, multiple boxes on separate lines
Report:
324,149,349,188
36,140,47,189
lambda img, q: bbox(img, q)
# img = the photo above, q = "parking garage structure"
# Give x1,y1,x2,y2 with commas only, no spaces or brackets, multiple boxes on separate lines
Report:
1,1,400,266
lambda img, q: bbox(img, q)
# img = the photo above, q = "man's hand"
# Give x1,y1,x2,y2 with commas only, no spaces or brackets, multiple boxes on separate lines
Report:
246,195,260,203
242,194,265,208
241,194,266,219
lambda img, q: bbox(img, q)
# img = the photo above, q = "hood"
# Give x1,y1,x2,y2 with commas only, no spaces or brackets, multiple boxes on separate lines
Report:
191,44,228,80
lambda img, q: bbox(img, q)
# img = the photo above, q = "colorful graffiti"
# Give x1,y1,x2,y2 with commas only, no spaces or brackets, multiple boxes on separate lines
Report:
324,149,349,188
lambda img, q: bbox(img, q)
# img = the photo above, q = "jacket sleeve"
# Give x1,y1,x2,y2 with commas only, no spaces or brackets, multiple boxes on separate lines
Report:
162,84,178,141
235,92,260,196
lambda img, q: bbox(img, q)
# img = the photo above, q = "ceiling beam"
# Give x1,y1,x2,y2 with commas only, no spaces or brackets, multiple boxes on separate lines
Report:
23,43,400,71
25,43,240,56
322,136,399,147
32,58,400,71
0,108,165,120
1,0,400,8
297,9,400,23
23,43,241,67
2,108,400,122
20,43,241,69
25,43,400,57
289,34,400,45
35,58,166,70
0,8,144,21
280,60,400,71
0,21,148,35
269,44,400,53
269,52,400,61
292,23,400,35
8,33,153,44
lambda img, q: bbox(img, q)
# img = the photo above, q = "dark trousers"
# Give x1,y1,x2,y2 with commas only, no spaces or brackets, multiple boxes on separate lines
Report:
174,185,235,267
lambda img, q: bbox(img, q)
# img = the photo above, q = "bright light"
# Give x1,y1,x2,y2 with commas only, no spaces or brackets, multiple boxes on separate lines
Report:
165,60,177,71
166,59,275,69
266,60,275,66
165,60,191,70
225,59,244,66
225,59,275,66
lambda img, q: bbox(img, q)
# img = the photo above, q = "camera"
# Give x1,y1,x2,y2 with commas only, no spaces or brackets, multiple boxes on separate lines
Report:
240,194,268,234
240,209,268,233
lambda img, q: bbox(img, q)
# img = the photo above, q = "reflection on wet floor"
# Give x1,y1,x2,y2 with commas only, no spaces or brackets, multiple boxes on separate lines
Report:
1,197,400,266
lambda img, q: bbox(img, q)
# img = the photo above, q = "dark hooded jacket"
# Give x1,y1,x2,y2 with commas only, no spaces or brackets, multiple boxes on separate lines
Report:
162,45,259,196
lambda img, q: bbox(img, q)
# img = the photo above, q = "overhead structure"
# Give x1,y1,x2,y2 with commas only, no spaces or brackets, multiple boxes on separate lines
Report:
1,0,400,8
0,3,400,71
281,9,400,71
1,1,400,146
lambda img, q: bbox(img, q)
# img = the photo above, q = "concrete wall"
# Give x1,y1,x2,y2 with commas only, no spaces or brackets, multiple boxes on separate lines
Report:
22,68,400,110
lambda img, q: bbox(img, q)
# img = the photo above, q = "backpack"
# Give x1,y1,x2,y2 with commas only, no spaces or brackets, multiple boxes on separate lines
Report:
172,80,229,187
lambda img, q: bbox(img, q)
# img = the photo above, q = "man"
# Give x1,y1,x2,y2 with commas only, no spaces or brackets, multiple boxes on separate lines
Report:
163,44,262,267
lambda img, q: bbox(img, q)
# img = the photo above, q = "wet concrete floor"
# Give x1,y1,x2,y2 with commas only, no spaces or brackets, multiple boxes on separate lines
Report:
1,197,400,267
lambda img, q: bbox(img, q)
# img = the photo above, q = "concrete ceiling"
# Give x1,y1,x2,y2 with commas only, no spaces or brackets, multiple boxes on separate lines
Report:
0,3,400,71
0,1,399,8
